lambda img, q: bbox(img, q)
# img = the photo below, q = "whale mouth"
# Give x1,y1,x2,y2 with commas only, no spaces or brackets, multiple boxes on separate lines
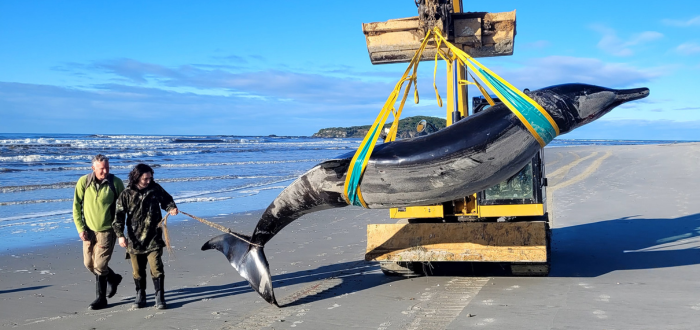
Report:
615,87,650,103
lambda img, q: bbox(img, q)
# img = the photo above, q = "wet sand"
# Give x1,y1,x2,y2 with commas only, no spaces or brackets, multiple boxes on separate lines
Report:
1,142,699,329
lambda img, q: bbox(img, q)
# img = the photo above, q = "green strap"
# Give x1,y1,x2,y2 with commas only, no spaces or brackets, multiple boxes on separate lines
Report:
346,124,383,206
479,69,557,144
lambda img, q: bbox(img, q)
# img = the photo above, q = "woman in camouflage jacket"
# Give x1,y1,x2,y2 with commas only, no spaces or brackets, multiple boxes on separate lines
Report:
114,163,178,309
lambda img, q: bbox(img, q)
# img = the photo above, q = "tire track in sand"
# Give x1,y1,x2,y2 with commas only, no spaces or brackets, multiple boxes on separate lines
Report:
402,277,489,330
547,152,596,181
224,261,370,330
546,151,612,228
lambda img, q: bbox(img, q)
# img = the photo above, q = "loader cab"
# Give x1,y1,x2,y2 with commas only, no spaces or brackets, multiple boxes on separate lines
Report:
472,95,495,114
472,94,547,220
477,149,547,220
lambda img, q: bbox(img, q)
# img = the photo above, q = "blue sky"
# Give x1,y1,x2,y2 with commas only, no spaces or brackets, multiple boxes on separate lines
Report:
1,1,699,139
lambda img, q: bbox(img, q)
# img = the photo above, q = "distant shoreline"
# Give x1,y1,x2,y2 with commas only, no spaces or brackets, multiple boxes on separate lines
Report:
2,132,699,143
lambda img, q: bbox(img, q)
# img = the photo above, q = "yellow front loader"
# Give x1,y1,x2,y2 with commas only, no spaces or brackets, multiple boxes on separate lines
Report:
363,0,550,276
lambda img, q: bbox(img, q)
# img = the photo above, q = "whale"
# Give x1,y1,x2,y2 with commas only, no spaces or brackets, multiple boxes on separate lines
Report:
202,83,649,305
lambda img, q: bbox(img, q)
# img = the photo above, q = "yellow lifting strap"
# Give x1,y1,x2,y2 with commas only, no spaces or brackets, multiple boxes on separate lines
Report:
430,27,560,146
342,28,560,208
459,72,496,107
341,32,432,207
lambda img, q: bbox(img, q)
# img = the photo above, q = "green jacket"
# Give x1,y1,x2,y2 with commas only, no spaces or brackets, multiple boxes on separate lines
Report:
113,182,177,254
73,173,125,233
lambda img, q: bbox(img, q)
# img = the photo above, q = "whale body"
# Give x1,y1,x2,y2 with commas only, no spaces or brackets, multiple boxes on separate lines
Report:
202,83,650,305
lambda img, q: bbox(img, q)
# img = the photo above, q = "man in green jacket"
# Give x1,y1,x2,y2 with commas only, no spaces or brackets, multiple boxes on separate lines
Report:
73,154,125,310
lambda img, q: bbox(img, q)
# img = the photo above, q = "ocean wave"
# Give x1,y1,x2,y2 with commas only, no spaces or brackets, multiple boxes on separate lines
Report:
157,174,279,183
0,138,60,144
1,174,287,193
174,188,283,204
0,182,75,193
157,159,325,168
1,137,176,148
0,139,359,163
68,140,174,148
171,176,295,200
0,210,72,222
3,143,72,148
0,178,293,223
0,198,72,206
0,218,72,229
0,158,326,174
175,196,233,204
86,134,176,139
15,158,325,173
171,138,225,143
84,135,266,144
0,150,204,163
108,150,203,159
237,186,288,194
0,154,86,162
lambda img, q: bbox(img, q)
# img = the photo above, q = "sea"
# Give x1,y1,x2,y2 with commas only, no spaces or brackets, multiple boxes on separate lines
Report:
0,133,694,253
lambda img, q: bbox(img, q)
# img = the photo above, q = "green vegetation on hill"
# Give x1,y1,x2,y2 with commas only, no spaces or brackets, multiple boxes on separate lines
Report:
312,116,446,139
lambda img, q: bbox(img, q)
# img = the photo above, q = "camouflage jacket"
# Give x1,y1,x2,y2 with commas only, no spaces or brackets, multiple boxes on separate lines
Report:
113,182,177,254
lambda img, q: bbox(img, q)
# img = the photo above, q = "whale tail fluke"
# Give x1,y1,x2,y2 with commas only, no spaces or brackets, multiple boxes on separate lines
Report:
201,233,278,306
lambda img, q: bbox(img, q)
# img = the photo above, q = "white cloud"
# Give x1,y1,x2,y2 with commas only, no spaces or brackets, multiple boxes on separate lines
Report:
662,16,700,27
676,42,700,55
60,58,400,106
0,81,385,135
0,54,670,135
590,25,663,56
479,56,662,90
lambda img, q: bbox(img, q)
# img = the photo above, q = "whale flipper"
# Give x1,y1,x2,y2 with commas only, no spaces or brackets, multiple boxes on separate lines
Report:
201,234,278,306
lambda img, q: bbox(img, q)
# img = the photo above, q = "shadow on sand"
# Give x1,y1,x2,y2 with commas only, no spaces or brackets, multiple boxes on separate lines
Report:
0,285,51,295
163,213,700,307
163,260,394,308
550,212,700,277
412,213,700,277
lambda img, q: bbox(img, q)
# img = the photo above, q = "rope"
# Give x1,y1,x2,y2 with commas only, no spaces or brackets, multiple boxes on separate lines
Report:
179,210,263,247
158,213,175,258
157,210,263,256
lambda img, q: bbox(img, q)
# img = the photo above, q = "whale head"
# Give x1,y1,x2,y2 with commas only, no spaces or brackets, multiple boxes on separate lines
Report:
530,83,649,135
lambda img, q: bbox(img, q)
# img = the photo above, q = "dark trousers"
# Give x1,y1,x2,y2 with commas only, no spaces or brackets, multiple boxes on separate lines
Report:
129,249,164,280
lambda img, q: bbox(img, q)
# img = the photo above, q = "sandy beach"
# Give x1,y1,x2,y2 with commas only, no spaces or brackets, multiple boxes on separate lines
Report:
2,142,699,330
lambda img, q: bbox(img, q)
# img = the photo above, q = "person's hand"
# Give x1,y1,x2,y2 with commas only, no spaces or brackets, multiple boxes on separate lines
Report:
79,231,89,241
169,207,178,216
119,237,127,248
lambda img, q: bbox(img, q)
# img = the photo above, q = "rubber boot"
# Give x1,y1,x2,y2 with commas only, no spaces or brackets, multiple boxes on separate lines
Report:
106,268,122,298
153,275,166,309
88,274,108,310
132,278,146,309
